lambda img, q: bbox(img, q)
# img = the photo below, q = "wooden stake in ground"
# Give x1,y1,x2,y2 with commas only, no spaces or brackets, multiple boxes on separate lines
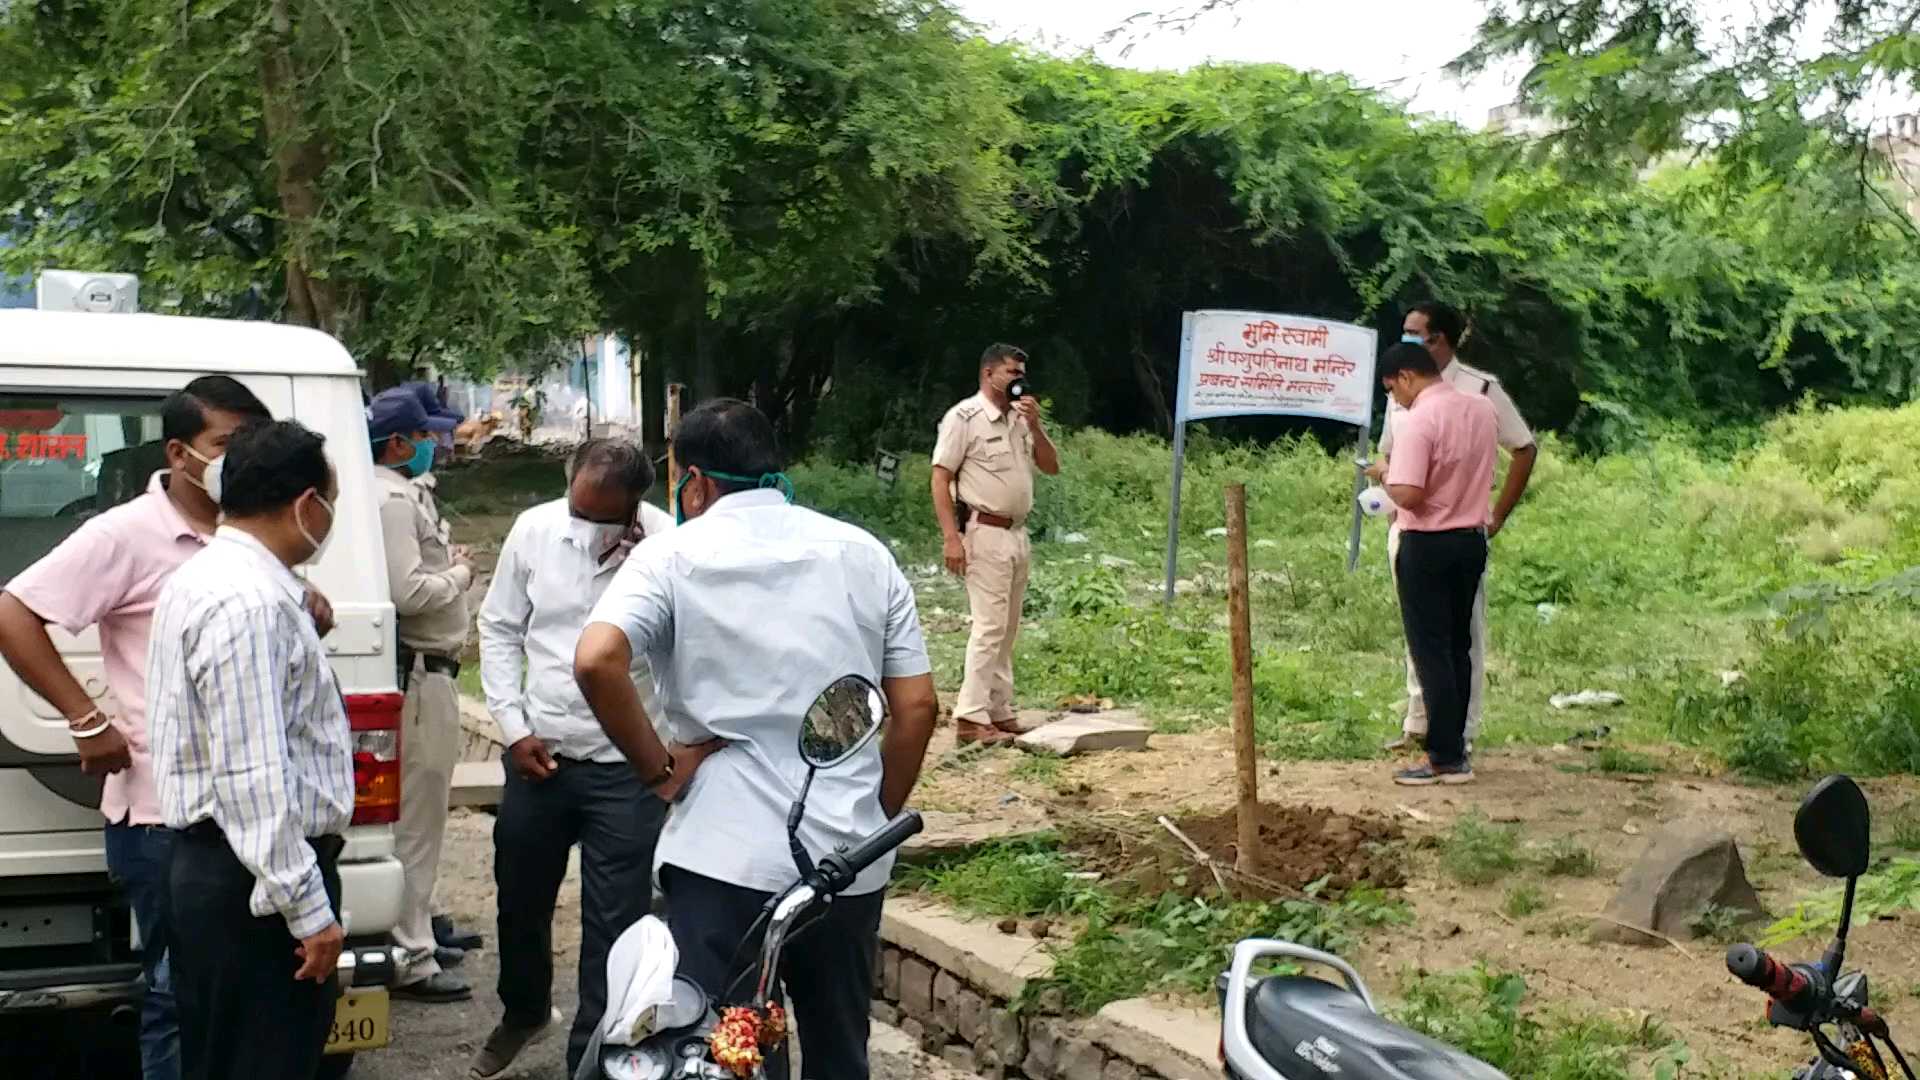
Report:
665,383,686,479
1224,483,1260,876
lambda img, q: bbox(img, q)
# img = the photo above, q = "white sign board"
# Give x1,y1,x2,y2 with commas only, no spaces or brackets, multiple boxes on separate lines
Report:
1180,310,1377,429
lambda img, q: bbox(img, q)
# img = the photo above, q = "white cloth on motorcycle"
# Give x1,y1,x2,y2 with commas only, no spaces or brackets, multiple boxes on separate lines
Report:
601,915,679,1046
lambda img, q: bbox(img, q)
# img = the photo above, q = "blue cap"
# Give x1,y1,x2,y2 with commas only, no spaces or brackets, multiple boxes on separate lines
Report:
406,380,464,424
368,387,457,442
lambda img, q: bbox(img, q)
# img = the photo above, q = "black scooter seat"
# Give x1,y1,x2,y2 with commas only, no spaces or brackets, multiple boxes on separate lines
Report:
1242,976,1509,1079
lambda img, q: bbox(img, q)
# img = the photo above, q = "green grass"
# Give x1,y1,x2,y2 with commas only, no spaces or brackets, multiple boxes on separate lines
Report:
1537,837,1600,878
1393,966,1692,1080
893,837,1102,918
1440,811,1523,886
1594,747,1665,774
786,404,1920,771
1502,884,1549,919
1009,753,1063,786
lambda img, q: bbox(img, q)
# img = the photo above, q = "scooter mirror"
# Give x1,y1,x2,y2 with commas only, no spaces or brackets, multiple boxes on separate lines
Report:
799,674,887,769
1795,774,1871,879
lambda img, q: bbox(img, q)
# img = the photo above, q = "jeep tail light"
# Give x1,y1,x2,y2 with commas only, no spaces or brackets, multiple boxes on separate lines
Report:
346,692,403,825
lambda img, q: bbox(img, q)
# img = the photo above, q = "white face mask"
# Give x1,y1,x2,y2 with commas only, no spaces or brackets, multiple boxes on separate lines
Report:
571,517,633,563
297,492,336,565
182,446,224,506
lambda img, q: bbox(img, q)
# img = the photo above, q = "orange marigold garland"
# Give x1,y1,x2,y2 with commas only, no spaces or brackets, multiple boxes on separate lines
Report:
708,1003,789,1078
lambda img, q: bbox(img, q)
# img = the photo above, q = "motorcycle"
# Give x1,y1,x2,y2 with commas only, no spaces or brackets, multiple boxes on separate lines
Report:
1724,774,1913,1080
576,673,924,1080
1217,773,1913,1080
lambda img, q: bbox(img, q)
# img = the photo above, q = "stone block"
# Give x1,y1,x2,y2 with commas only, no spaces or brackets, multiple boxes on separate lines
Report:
986,1006,1026,1066
1058,1037,1107,1080
1016,714,1151,756
934,969,962,1016
448,759,505,809
1103,1060,1142,1080
954,988,990,1046
942,1045,980,1073
899,957,936,1020
1090,998,1221,1080
881,897,1055,1001
881,947,902,1001
871,1001,899,1026
1592,822,1768,945
902,810,1052,865
900,1016,928,1050
1024,1017,1067,1079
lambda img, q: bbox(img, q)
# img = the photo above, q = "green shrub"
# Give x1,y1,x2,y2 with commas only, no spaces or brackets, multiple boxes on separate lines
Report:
1441,812,1523,886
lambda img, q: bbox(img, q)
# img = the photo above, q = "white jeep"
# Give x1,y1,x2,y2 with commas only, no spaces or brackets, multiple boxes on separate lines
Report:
0,309,407,1073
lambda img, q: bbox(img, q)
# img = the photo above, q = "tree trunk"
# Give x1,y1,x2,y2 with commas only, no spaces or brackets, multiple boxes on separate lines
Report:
260,0,350,341
1132,323,1173,436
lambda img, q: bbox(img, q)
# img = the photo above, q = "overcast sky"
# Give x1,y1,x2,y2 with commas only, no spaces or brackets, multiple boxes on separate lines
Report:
952,0,1528,128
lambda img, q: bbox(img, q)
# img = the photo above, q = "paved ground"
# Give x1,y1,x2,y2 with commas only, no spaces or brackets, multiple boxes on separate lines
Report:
352,810,966,1080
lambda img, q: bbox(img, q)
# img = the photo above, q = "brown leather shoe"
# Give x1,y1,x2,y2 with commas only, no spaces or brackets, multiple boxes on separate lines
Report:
956,720,1015,746
991,717,1027,734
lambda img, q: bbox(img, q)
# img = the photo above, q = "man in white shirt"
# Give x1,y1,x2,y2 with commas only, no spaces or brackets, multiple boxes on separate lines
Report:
576,399,939,1080
470,439,681,1080
146,420,352,1080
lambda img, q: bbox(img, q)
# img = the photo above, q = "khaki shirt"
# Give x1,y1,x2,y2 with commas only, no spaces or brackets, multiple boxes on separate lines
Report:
1380,359,1534,457
933,393,1036,522
376,466,472,657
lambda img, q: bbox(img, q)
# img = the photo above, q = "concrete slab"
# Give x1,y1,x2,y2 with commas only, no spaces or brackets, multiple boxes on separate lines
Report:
1090,998,1220,1080
448,759,504,809
1016,714,1151,756
880,896,1055,1002
900,811,1052,864
457,695,505,763
1005,709,1059,734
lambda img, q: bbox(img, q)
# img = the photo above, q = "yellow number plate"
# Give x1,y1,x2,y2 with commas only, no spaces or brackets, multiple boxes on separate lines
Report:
325,987,390,1055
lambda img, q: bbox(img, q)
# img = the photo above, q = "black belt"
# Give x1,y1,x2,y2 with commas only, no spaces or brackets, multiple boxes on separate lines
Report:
396,646,460,690
178,820,343,861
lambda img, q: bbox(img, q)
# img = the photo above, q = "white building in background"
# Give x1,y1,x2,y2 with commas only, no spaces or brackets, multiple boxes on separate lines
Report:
442,333,646,447
1486,101,1557,139
1874,115,1920,222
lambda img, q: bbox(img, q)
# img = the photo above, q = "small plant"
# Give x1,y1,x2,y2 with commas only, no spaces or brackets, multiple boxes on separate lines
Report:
1441,811,1523,886
1594,747,1664,774
1537,837,1599,878
1762,857,1920,946
1503,884,1548,918
1689,903,1758,944
1888,802,1920,852
894,837,1106,919
1393,966,1690,1079
1010,753,1063,786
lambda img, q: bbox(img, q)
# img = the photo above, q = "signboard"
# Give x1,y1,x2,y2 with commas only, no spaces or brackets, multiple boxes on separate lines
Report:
1181,310,1377,428
1163,310,1381,605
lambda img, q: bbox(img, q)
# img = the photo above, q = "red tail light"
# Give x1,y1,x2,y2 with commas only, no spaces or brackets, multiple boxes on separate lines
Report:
346,692,403,825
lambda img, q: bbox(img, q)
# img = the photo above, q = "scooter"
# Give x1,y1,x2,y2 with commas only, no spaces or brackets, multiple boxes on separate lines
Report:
1217,773,1914,1080
1723,774,1914,1080
576,674,923,1080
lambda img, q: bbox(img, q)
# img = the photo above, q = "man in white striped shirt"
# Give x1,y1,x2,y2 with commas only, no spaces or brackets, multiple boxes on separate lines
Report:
147,420,353,1080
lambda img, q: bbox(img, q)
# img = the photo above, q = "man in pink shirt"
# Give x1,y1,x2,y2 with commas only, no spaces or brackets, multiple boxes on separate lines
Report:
0,376,273,1080
1380,343,1498,786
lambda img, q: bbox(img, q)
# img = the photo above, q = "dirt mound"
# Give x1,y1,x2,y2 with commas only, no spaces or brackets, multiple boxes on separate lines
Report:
1060,802,1404,901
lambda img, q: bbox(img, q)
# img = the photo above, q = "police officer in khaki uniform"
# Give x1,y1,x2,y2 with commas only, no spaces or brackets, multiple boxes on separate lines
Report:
368,387,475,1002
932,344,1060,745
1368,302,1537,753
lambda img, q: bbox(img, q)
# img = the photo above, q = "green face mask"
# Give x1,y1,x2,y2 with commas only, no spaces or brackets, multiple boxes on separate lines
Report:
673,468,795,525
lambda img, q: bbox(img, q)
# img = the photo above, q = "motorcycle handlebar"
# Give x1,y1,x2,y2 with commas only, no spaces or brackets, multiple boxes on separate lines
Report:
818,811,924,892
1726,944,1817,1012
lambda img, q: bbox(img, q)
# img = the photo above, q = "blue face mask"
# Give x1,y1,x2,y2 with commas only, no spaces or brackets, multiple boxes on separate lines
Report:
1401,333,1426,345
672,468,796,526
406,436,436,477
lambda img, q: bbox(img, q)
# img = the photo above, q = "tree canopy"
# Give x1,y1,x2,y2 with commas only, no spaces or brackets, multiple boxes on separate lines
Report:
4,1,1918,452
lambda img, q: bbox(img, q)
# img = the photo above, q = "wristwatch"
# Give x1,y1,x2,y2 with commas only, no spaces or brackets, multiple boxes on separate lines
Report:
641,752,676,789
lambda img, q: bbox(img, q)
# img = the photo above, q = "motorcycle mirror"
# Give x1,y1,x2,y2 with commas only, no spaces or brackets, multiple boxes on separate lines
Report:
798,674,887,770
1795,774,1871,879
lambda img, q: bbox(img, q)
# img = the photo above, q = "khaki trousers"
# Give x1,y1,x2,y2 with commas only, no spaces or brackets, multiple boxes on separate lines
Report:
1387,522,1487,743
393,666,460,985
953,524,1031,724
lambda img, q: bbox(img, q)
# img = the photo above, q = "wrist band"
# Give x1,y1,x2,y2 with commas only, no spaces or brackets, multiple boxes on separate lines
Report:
68,708,111,739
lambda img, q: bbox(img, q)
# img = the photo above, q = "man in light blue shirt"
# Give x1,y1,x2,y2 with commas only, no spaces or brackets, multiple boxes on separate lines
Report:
576,399,938,1080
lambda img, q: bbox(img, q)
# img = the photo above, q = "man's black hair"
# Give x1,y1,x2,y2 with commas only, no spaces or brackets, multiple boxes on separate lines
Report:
672,398,783,496
1379,342,1441,380
220,420,331,517
979,342,1027,371
160,376,271,445
570,437,655,495
1409,301,1468,349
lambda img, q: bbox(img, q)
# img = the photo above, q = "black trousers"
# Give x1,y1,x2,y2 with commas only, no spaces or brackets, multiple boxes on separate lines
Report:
1395,528,1489,769
494,756,666,1076
168,826,342,1080
661,865,885,1080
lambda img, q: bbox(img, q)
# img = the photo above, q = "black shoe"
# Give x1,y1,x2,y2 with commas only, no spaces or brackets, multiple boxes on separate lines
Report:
393,971,473,1003
435,945,466,969
434,913,483,951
